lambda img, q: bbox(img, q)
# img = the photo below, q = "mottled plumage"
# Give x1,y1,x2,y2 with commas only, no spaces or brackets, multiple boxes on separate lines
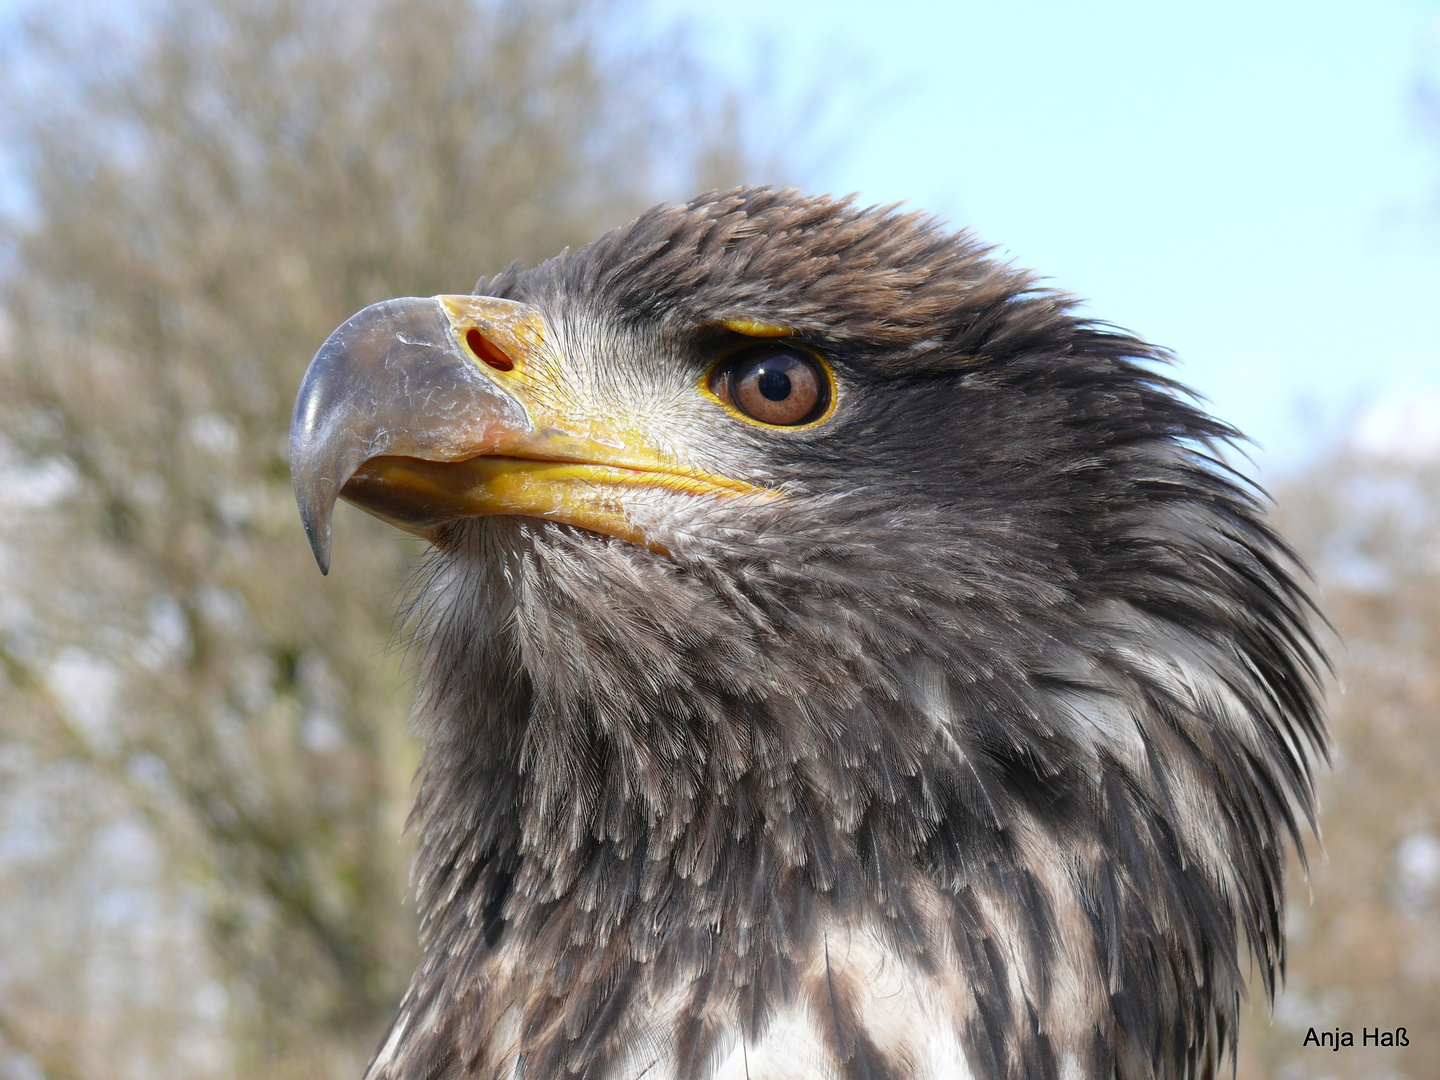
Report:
291,188,1326,1080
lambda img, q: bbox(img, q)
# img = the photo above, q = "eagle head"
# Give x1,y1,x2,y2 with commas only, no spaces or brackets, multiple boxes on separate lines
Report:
290,188,1326,1080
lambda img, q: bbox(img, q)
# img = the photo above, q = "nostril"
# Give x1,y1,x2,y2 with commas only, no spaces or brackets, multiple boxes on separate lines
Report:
466,327,514,372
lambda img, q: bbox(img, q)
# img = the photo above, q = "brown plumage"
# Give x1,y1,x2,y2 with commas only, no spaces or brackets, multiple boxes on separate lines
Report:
289,188,1327,1080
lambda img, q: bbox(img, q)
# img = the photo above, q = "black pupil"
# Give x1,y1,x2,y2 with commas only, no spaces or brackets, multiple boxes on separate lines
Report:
756,366,792,401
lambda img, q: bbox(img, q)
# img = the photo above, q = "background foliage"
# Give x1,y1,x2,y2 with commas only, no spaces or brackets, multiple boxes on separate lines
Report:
0,1,758,1076
0,1,1436,1078
1238,457,1440,1079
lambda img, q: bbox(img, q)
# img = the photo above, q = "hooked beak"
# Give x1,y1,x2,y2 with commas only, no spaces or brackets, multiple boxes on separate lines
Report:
289,295,761,573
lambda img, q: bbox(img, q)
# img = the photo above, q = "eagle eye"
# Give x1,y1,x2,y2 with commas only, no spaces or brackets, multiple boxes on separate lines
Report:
710,345,830,427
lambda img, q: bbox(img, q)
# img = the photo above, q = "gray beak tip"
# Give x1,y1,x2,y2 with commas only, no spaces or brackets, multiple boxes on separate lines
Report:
304,512,333,576
292,457,337,576
291,395,341,576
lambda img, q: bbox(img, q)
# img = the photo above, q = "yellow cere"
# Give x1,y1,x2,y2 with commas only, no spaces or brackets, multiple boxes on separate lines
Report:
439,294,545,377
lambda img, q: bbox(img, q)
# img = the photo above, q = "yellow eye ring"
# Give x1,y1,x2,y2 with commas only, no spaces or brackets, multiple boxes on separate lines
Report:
701,342,837,429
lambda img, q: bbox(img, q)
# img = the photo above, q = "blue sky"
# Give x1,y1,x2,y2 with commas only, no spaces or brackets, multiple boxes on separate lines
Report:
5,0,1436,473
659,0,1440,475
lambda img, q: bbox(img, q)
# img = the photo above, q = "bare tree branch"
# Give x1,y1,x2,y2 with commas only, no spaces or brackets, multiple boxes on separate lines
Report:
0,0,777,1075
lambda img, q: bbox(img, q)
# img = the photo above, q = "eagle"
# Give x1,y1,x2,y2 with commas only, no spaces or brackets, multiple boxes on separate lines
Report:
289,188,1326,1080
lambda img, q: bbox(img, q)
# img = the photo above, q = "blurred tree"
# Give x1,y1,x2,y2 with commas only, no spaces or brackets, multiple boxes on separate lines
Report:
0,0,772,1076
1233,38,1440,1075
1238,454,1440,1080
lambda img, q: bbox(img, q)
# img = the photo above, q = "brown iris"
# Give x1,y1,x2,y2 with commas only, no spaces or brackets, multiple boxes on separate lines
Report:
711,345,829,427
